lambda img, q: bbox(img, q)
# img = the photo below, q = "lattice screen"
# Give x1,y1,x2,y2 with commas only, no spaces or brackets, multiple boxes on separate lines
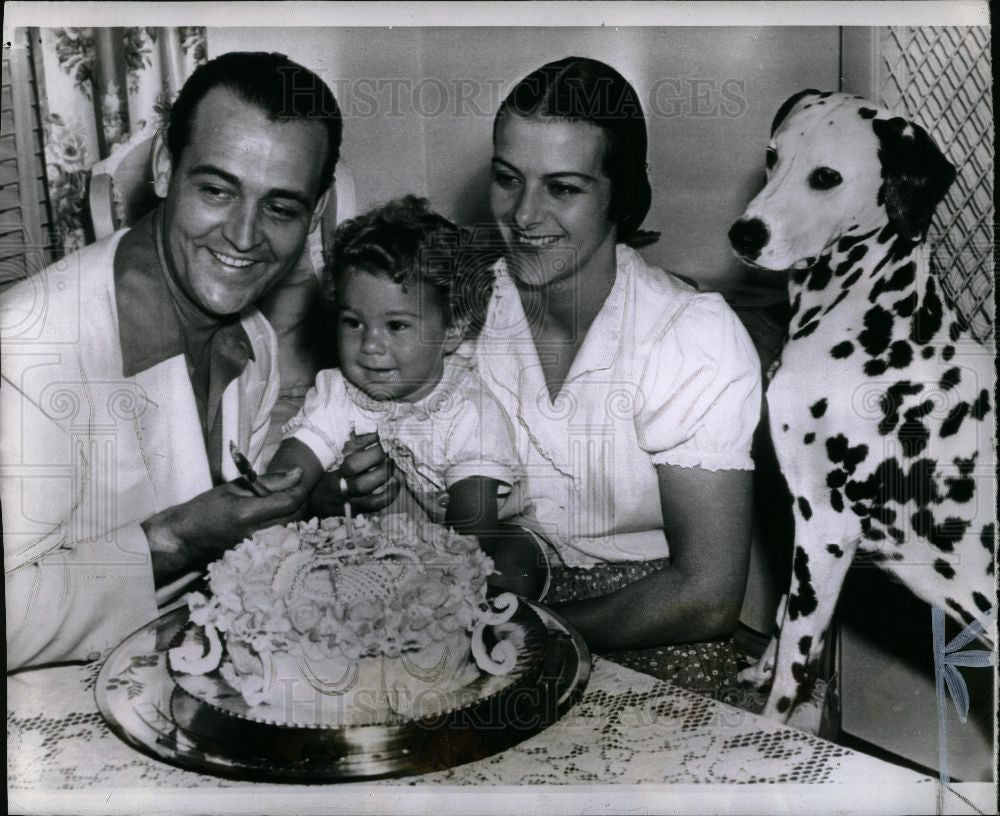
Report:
877,27,994,341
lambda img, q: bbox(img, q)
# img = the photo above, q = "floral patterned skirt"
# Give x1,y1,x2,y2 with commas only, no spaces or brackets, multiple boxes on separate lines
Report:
545,558,767,710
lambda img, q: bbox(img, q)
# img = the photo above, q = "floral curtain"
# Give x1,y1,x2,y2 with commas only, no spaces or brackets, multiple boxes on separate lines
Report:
35,27,207,254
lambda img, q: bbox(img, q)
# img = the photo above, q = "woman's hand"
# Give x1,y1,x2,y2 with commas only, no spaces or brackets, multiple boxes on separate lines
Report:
309,432,400,515
143,467,307,585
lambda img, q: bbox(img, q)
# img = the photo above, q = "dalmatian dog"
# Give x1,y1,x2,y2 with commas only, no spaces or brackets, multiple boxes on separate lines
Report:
728,90,996,725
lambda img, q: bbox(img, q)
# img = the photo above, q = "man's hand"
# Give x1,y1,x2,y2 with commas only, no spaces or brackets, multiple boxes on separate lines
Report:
309,432,400,515
143,467,306,584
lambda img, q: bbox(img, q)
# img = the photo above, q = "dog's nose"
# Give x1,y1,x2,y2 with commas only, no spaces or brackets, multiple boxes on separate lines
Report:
728,218,770,258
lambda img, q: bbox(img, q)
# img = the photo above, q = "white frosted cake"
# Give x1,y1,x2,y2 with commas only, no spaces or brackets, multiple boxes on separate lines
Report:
168,514,521,726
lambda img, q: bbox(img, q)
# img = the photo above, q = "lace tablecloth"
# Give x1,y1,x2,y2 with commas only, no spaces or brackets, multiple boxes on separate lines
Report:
9,655,942,795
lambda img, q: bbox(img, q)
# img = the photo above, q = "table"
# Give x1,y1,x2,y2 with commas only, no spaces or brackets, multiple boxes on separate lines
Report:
12,651,995,815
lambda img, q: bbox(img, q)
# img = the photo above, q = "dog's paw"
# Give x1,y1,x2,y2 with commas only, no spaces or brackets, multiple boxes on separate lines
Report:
737,659,774,689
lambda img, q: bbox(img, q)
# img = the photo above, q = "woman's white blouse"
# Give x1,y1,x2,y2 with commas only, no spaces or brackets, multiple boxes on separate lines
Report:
473,244,762,567
285,355,522,523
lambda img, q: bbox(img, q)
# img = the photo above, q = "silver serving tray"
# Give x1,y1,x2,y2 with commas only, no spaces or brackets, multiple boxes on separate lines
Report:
96,601,590,782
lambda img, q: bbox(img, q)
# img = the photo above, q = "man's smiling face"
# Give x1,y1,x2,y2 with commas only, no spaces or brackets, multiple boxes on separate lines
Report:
153,86,329,317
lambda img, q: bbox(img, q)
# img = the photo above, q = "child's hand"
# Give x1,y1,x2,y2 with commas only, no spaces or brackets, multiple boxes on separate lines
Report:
311,432,400,514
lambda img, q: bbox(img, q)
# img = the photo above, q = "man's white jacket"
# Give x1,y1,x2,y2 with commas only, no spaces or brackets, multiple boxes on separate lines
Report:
1,230,279,670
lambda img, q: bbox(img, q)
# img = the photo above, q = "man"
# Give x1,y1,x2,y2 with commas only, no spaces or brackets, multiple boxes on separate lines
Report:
2,52,364,669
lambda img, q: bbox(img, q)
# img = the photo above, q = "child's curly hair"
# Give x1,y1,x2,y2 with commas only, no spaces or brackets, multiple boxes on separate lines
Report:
325,195,498,338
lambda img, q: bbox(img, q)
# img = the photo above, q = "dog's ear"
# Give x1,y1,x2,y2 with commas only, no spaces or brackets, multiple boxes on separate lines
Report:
873,117,956,240
770,89,823,135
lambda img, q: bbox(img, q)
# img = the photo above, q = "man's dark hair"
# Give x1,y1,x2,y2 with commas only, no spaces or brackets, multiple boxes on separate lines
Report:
166,51,343,195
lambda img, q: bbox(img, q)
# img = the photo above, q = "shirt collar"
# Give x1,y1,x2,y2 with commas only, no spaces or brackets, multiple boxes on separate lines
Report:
114,208,254,377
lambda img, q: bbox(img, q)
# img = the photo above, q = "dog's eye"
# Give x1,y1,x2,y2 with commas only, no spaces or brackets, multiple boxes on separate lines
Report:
809,167,843,190
765,147,778,169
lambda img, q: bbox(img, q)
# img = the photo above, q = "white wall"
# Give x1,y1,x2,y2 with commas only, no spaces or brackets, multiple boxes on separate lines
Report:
209,27,839,287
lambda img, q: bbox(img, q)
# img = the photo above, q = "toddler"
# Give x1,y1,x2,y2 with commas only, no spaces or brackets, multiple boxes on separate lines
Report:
268,196,534,582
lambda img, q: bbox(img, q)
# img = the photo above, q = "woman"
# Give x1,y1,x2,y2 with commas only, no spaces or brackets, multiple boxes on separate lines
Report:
323,56,762,696
474,56,762,692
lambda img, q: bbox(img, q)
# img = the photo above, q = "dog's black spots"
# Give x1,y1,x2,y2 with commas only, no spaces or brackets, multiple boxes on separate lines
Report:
912,507,934,538
879,381,923,435
823,289,850,315
899,416,930,457
940,401,969,438
980,523,995,556
876,224,894,244
806,258,833,291
776,696,792,714
810,398,828,418
972,592,992,613
955,454,977,476
970,389,991,420
893,291,918,317
847,243,869,264
797,497,813,520
826,434,869,474
826,543,844,557
831,341,854,359
798,636,813,657
939,367,962,390
946,598,976,627
782,423,789,432
905,399,935,420
840,267,864,290
793,267,810,286
929,517,970,553
864,526,886,541
934,559,956,580
786,294,802,325
787,547,818,621
910,278,944,345
848,457,939,508
830,488,844,513
885,234,919,265
833,256,856,278
859,107,878,119
791,661,808,683
870,261,915,303
803,103,813,109
798,305,822,328
793,322,819,344
837,229,878,252
870,506,897,525
942,345,955,361
944,471,975,503
864,358,889,376
860,305,894,356
804,432,815,444
826,434,847,463
888,526,906,544
948,321,962,342
827,469,847,488
921,346,935,359
851,502,869,517
888,340,913,369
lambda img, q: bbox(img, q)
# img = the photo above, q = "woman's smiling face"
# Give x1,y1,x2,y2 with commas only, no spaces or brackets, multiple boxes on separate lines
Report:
490,115,616,288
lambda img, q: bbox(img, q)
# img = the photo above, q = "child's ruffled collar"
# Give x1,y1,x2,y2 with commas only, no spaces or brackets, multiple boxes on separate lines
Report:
343,353,477,422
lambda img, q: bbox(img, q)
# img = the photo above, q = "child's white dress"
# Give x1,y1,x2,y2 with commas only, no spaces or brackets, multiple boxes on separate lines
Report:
284,353,522,523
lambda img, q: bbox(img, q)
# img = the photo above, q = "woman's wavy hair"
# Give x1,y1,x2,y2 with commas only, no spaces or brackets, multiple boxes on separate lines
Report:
494,56,657,247
325,195,498,338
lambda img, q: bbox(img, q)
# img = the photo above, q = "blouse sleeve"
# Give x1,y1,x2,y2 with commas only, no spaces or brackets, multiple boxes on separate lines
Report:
283,368,354,471
635,293,762,471
441,380,523,490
